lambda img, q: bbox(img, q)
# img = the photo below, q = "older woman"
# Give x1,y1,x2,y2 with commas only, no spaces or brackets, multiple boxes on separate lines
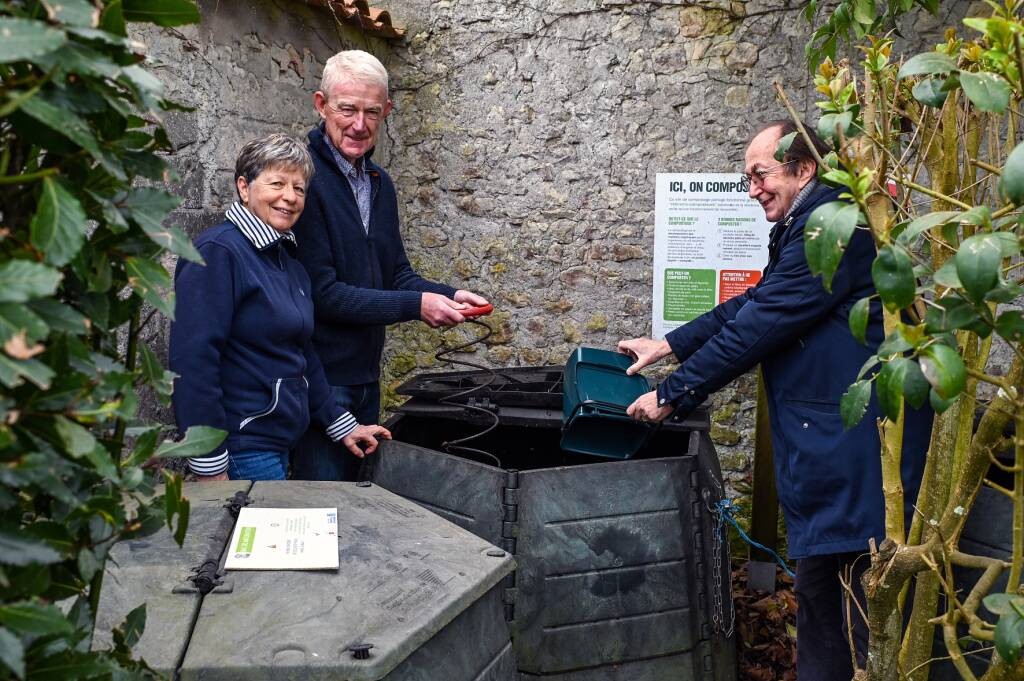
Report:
169,133,390,481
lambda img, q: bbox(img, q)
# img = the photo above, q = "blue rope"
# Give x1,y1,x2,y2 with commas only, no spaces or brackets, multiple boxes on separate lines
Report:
713,498,795,579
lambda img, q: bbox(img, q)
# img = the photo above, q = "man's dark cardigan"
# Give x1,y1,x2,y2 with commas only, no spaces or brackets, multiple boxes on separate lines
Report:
292,125,456,386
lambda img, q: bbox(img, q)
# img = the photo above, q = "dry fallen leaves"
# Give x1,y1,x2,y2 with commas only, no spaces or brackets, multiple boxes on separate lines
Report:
734,562,797,681
4,330,45,359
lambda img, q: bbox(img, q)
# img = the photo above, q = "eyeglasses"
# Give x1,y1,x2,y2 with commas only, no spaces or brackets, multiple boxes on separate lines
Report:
739,160,798,192
326,101,384,122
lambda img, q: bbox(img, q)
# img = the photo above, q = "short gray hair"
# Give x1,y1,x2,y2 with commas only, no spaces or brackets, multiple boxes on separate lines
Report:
320,50,389,98
234,133,314,197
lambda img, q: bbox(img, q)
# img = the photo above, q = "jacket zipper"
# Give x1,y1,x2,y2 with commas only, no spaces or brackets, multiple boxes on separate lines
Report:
240,378,283,430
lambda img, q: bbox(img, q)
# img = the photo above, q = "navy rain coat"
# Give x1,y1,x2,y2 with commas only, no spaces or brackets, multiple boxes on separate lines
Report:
656,183,932,558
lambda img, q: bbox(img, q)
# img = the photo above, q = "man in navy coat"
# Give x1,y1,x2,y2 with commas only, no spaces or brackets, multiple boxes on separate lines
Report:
618,120,931,680
291,50,489,481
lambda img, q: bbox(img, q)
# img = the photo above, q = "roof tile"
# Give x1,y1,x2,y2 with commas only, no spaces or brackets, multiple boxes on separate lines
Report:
302,0,404,40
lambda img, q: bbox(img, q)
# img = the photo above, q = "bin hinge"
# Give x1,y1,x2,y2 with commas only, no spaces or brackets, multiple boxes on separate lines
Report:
173,559,234,595
223,491,252,518
466,396,496,413
500,469,520,622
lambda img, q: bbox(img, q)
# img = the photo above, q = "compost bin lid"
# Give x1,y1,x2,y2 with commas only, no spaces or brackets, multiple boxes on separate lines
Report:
92,480,252,675
96,481,514,681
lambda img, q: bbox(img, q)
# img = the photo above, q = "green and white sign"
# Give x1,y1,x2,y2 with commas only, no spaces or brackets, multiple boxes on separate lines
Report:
652,173,772,339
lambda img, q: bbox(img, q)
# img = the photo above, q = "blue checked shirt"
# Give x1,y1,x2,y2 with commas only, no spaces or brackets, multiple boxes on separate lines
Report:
324,137,372,233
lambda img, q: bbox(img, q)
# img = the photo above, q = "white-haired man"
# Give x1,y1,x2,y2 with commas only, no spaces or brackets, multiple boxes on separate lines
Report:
291,50,488,481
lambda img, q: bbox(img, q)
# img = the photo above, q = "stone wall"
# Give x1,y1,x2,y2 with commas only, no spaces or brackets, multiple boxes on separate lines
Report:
138,0,977,490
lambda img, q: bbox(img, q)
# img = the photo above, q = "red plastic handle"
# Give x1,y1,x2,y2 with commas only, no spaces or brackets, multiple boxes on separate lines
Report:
462,304,494,318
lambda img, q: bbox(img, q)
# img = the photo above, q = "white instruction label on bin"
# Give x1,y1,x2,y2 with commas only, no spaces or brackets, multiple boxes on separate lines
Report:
225,507,339,570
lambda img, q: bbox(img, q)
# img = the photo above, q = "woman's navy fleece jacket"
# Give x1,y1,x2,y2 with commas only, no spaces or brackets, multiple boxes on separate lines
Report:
169,218,357,475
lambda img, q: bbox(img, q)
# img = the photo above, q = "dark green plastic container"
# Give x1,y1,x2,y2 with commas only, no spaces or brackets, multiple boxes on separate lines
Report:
561,347,655,459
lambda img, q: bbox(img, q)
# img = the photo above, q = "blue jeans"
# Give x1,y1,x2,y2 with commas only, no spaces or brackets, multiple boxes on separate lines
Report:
291,382,381,481
228,450,289,481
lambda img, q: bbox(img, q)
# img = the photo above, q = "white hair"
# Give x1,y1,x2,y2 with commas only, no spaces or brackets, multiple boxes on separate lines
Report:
320,50,389,98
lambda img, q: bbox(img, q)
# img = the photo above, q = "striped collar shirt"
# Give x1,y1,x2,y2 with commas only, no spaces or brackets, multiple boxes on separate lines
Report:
784,178,819,222
324,137,372,233
226,201,297,249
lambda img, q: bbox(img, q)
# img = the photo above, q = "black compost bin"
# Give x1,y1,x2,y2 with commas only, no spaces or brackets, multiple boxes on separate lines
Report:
364,365,737,681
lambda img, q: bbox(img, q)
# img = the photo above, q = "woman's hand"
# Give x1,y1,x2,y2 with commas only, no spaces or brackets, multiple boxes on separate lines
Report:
342,424,393,457
616,337,672,375
195,471,230,482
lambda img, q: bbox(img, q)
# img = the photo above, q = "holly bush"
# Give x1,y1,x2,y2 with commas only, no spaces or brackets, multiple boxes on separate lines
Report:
0,1,225,679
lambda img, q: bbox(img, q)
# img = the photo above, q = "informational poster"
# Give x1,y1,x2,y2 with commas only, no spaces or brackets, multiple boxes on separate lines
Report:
652,173,772,339
225,507,339,570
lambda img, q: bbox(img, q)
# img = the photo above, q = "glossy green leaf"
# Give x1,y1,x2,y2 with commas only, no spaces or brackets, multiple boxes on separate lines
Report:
840,380,872,428
774,131,797,162
898,51,958,79
76,548,100,582
817,111,855,144
956,233,1003,302
805,201,860,290
0,627,25,679
123,428,160,468
848,297,871,345
924,296,987,335
985,280,1023,304
155,425,227,459
115,604,146,650
0,18,66,64
123,189,202,263
30,178,87,267
959,71,1011,114
119,64,166,113
902,360,930,410
54,416,97,459
139,342,175,401
991,231,1022,257
1000,139,1024,206
0,602,74,636
162,471,190,547
920,343,966,400
876,358,908,421
984,593,1024,616
996,311,1024,343
994,610,1024,664
0,528,62,566
0,261,61,303
958,205,991,228
877,330,913,357
872,245,915,311
19,96,100,160
34,41,122,80
100,0,127,34
0,355,54,389
85,443,118,481
911,77,948,107
0,303,49,345
125,257,174,318
123,0,201,27
26,299,88,334
853,0,874,24
42,0,100,26
897,211,960,246
933,259,962,288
